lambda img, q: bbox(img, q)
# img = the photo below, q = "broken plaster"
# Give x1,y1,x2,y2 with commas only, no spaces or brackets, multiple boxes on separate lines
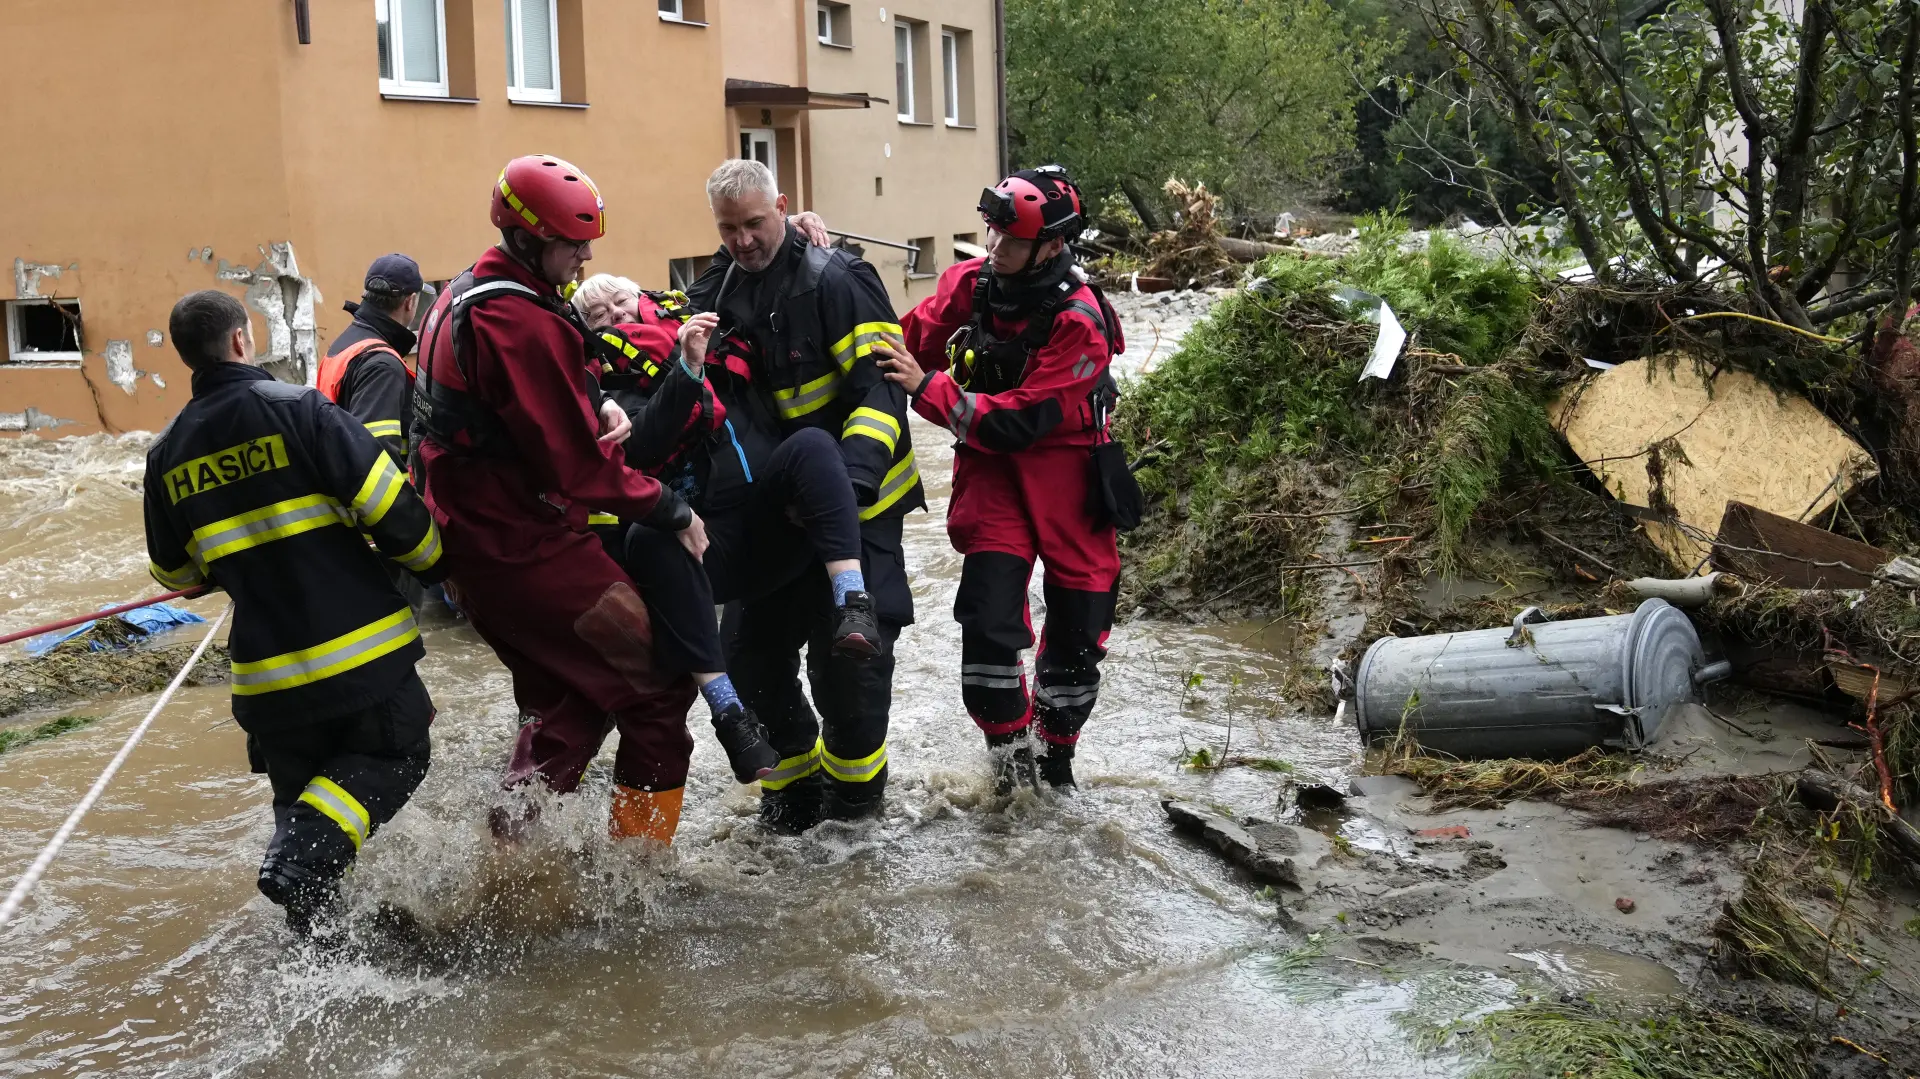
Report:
103,339,138,395
216,243,321,385
146,330,164,347
0,408,76,433
13,258,63,298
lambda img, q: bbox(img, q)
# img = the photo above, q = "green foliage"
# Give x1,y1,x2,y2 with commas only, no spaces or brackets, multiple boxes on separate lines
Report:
1448,1000,1812,1079
1115,218,1554,600
1005,0,1392,221
0,713,101,755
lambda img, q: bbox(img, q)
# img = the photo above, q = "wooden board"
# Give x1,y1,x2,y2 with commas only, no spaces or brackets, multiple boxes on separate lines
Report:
1555,355,1876,571
1711,501,1891,589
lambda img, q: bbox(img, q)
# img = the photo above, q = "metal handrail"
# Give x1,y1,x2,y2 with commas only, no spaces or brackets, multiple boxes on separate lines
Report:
827,229,924,273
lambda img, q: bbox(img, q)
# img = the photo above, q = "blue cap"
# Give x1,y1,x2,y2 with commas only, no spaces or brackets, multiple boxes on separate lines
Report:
364,253,423,295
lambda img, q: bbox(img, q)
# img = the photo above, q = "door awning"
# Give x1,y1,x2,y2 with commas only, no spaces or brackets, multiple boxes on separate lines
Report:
724,78,882,110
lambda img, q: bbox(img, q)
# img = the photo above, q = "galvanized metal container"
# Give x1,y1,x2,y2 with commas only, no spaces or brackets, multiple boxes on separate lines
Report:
1352,598,1725,759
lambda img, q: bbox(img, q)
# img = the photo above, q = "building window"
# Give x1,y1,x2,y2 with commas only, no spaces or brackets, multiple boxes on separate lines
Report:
941,28,975,126
894,23,915,122
954,232,985,262
817,1,851,46
739,128,778,179
505,0,561,102
669,256,713,293
4,299,84,365
377,0,449,97
907,236,936,277
659,0,705,23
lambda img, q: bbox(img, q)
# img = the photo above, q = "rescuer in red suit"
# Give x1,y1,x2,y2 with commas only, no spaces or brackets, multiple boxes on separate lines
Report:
411,154,748,844
873,166,1128,795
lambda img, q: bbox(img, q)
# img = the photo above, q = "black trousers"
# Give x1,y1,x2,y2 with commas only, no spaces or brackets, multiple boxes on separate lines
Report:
250,671,433,904
622,427,865,675
725,516,911,805
954,551,1116,749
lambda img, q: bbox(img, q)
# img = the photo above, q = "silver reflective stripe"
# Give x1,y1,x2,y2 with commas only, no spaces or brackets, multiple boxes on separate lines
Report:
300,779,369,848
399,526,442,572
963,675,1024,689
188,498,347,563
843,414,898,449
761,743,822,788
230,612,420,689
777,374,842,418
822,746,887,781
355,458,404,525
1038,683,1099,707
872,456,918,504
962,662,1025,689
832,328,901,371
962,663,1023,677
1072,355,1099,380
947,392,978,439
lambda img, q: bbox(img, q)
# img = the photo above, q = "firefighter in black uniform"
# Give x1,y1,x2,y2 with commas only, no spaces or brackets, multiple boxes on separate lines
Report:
688,159,922,831
144,290,448,935
318,254,426,465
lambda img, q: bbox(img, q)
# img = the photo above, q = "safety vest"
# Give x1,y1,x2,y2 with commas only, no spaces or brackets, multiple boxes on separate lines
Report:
317,337,412,404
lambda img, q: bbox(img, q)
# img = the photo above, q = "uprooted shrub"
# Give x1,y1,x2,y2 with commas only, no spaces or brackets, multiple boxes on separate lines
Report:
1114,213,1559,611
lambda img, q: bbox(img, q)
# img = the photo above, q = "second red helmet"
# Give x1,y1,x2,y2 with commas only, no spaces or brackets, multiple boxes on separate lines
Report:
978,165,1085,242
491,155,606,242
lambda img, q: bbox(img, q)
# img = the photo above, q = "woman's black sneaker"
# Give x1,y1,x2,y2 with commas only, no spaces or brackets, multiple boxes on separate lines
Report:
832,592,882,659
712,701,779,783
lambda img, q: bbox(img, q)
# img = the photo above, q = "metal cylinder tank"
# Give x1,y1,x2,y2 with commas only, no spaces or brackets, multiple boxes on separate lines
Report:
1352,598,1720,759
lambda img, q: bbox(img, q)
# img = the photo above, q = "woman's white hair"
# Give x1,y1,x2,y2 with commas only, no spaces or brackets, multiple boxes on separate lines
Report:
707,158,779,204
571,273,641,325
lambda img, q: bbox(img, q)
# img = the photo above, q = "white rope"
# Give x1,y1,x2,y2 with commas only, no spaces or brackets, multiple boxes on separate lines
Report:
0,602,232,930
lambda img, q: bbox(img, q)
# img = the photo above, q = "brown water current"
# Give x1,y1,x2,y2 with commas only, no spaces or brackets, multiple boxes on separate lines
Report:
0,424,1506,1078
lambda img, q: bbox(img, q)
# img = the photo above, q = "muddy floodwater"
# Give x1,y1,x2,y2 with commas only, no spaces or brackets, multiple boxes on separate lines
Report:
0,424,1503,1078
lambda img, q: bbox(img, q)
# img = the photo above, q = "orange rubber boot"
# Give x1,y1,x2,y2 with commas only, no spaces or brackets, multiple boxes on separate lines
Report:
608,784,685,845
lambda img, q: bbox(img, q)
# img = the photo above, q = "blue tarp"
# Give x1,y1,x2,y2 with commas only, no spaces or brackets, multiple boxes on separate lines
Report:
25,603,207,658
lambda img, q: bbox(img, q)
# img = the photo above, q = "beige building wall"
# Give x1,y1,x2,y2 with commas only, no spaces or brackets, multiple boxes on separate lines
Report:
804,0,1002,312
0,0,1000,436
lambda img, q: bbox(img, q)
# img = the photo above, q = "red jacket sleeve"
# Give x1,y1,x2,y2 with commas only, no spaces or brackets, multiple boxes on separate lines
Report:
900,261,981,373
468,299,667,521
913,307,1111,454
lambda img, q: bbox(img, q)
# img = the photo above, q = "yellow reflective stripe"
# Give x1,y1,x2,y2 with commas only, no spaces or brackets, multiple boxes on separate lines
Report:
395,520,443,573
298,776,371,850
188,494,347,565
773,368,843,419
363,419,403,439
500,176,539,227
587,512,620,526
842,407,900,454
149,560,204,590
859,450,920,521
351,455,406,528
760,737,824,791
828,321,905,373
821,741,888,782
230,607,419,695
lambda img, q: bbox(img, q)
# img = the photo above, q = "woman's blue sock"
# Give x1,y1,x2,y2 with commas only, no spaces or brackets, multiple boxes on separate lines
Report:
700,673,742,717
831,568,866,607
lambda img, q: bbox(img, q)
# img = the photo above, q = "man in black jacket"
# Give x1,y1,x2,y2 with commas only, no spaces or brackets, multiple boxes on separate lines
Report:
144,290,448,935
318,254,426,465
688,159,921,831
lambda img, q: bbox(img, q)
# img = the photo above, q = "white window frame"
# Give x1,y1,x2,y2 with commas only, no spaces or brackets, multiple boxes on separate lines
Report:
376,0,451,99
505,0,562,103
4,299,85,367
659,0,685,21
817,1,850,46
942,30,961,125
739,128,779,182
895,23,915,123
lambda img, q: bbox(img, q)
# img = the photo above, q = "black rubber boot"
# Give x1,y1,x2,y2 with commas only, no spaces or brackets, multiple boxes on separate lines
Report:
711,701,779,783
259,859,342,937
820,766,888,822
987,731,1037,796
1038,743,1077,791
759,772,824,834
831,591,883,660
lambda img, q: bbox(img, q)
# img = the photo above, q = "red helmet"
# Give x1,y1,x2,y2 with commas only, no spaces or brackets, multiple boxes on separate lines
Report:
978,166,1085,242
490,155,606,242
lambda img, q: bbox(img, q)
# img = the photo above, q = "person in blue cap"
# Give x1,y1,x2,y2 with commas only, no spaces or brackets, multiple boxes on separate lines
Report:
318,254,429,465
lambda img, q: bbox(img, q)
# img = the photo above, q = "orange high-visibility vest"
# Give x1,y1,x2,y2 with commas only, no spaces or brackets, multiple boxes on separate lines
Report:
316,337,412,403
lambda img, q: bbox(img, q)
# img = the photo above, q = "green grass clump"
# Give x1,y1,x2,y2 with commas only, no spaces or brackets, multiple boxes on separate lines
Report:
0,713,102,756
1115,213,1555,604
1457,1000,1811,1079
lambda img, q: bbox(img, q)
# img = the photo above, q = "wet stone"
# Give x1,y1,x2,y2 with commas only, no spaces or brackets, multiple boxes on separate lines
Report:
1163,800,1301,886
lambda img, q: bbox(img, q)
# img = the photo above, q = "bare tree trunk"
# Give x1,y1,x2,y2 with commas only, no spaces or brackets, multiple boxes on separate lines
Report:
1889,0,1920,326
1120,176,1164,234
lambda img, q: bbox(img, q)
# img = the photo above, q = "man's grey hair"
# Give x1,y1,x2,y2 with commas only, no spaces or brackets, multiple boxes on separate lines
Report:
707,159,779,204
